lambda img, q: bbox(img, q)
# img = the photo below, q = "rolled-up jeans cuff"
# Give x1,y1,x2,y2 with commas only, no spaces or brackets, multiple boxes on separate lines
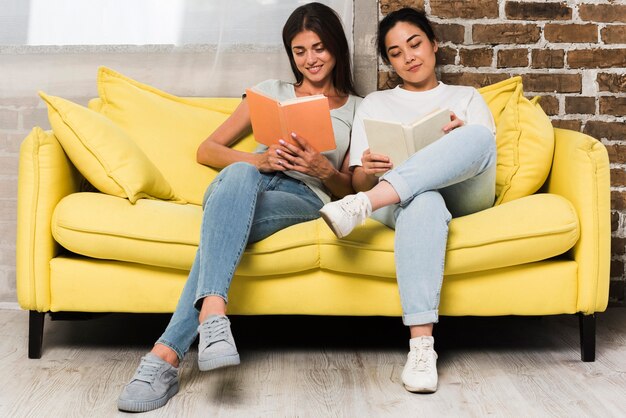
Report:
403,310,439,326
155,339,185,361
380,170,412,204
194,292,228,311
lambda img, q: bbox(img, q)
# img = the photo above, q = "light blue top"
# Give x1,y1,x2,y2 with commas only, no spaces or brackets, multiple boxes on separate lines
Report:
251,79,361,204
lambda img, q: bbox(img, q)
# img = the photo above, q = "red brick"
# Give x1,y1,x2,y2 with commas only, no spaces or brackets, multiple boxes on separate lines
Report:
579,4,626,23
585,121,626,141
597,73,626,93
544,24,598,43
436,46,457,66
600,97,626,117
565,97,596,115
431,0,498,19
533,95,559,116
378,71,401,90
612,191,626,211
459,48,493,67
612,237,626,255
602,26,626,44
610,259,624,278
380,0,424,15
473,24,541,44
612,211,620,232
432,23,465,44
551,119,582,132
568,49,626,69
497,49,528,68
505,2,571,20
531,49,565,69
611,170,626,188
609,280,625,305
439,72,509,88
605,144,626,164
522,73,581,93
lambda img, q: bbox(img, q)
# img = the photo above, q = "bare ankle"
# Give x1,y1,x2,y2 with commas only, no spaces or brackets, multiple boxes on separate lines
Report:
198,296,227,323
151,343,180,368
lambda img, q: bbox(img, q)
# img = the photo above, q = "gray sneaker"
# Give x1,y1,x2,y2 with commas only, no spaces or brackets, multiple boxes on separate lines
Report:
197,315,240,371
117,353,179,412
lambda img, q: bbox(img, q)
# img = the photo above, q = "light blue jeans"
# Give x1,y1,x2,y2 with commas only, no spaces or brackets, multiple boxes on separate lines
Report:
375,124,497,326
157,162,323,359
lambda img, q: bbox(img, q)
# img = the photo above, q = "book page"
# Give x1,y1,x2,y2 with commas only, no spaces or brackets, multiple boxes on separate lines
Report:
363,119,411,170
408,108,450,154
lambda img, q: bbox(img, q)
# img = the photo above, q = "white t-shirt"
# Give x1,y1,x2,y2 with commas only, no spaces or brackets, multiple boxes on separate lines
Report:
349,82,495,168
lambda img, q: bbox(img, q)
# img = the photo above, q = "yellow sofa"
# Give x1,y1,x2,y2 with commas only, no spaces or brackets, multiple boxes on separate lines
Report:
16,70,610,361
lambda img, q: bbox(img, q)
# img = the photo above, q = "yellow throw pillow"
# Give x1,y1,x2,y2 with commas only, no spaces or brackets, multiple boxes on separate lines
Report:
39,92,182,204
97,66,258,205
478,78,554,205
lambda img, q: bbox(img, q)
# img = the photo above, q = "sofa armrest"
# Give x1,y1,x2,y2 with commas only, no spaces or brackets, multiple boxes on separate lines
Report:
545,128,611,313
16,127,81,311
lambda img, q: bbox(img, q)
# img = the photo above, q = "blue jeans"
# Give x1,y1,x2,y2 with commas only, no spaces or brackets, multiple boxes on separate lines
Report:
157,162,323,359
375,124,497,326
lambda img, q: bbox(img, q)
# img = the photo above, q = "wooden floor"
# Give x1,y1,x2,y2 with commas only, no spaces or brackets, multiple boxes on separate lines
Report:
0,308,625,417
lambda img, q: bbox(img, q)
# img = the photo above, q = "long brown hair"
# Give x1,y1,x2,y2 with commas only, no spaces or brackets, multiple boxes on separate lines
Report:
282,2,357,96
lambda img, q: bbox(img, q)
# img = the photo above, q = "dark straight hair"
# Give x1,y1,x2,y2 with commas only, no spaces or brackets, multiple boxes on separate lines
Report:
282,2,357,96
377,8,437,64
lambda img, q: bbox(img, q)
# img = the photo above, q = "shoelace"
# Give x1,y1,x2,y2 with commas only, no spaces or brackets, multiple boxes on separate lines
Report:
339,195,369,224
409,346,433,372
133,356,162,383
200,317,230,346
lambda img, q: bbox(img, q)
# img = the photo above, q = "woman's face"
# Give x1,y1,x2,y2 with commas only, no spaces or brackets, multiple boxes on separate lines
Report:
291,30,336,86
385,21,438,91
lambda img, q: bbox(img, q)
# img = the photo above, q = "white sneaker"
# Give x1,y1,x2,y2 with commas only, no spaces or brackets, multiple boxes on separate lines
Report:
319,192,372,238
401,336,438,393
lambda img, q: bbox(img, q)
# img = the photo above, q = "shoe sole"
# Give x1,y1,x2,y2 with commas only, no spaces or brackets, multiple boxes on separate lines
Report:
319,208,346,238
198,353,241,372
117,382,179,412
403,384,437,393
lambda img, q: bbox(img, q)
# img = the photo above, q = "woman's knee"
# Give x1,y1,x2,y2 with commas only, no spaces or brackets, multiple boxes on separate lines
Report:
203,162,261,207
402,191,451,223
219,161,261,180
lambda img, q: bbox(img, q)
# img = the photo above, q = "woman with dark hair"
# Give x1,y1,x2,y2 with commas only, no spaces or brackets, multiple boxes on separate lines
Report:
118,3,360,412
320,8,496,393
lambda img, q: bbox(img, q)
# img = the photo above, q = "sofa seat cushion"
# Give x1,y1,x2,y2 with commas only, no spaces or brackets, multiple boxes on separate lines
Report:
52,192,579,277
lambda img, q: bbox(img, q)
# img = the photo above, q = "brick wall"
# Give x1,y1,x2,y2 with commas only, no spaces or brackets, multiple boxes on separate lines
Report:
379,0,626,305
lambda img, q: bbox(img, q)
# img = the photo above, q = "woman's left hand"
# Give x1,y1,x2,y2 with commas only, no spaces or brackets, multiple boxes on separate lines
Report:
275,132,336,180
443,111,465,133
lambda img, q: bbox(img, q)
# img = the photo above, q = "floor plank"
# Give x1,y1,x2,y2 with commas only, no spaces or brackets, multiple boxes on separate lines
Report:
0,309,625,417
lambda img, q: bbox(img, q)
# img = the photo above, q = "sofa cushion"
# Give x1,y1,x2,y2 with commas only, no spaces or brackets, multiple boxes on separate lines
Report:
52,193,321,276
39,92,181,204
52,192,579,277
96,67,258,205
478,77,555,205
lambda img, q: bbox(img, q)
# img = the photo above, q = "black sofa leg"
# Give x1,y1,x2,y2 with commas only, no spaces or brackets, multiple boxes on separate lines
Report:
28,311,45,359
578,313,596,362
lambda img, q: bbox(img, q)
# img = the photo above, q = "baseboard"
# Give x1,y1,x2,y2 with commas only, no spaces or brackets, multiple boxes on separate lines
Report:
0,302,21,310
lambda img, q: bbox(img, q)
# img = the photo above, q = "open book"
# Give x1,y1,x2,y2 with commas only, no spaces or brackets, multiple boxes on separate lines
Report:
245,87,336,152
364,107,451,175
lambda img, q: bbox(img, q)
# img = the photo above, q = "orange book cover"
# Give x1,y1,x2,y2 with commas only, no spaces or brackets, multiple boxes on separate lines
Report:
245,87,336,152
